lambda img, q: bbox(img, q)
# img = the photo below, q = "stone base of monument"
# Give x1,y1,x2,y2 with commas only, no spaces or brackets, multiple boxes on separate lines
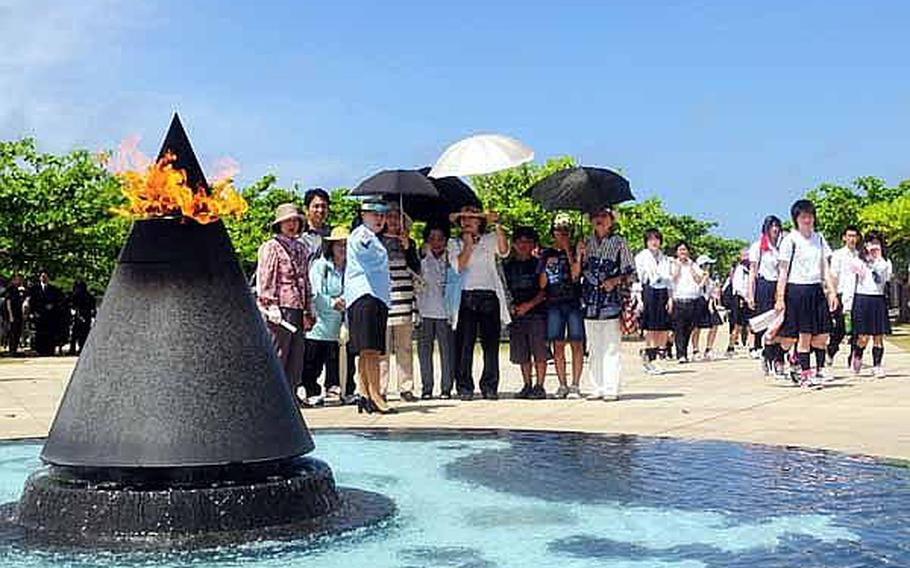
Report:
0,458,395,550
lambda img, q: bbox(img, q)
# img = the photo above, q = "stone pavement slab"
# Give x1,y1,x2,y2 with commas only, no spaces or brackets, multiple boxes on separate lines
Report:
1,337,908,462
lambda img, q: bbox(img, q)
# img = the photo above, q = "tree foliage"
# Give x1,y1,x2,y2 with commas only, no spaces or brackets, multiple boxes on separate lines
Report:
223,176,360,274
802,177,910,275
0,138,128,291
472,157,746,273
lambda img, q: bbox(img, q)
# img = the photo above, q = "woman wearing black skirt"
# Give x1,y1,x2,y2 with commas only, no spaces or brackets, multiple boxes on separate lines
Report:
746,215,786,377
849,231,892,379
634,228,672,374
669,242,709,364
775,200,838,388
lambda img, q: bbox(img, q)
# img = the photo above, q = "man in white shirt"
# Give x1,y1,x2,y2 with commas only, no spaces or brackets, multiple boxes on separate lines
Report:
827,226,860,365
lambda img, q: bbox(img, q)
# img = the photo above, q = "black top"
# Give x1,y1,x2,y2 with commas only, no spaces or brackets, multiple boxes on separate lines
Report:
539,247,580,305
28,283,64,317
71,292,97,321
503,257,544,317
4,287,25,320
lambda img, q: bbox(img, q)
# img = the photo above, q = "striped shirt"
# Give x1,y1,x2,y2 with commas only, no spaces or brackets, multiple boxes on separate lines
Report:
382,234,420,326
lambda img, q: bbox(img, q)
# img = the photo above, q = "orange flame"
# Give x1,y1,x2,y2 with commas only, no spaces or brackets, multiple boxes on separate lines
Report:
110,139,247,224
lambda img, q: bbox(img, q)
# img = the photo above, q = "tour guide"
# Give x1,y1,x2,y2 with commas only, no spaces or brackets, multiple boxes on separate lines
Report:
345,197,396,414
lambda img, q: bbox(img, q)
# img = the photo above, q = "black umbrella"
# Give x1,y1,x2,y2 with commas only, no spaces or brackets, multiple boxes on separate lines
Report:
529,167,634,213
351,169,439,198
382,167,480,222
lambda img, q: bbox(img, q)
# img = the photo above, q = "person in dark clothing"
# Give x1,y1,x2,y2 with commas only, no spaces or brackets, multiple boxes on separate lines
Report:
539,214,585,399
503,227,548,399
28,271,64,356
3,275,26,355
68,281,96,356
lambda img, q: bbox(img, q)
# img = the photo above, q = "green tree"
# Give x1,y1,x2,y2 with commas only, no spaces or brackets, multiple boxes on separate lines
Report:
471,156,746,273
471,156,577,243
0,138,128,291
223,177,360,274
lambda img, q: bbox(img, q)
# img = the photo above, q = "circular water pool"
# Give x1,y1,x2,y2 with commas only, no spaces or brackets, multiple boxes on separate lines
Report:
1,430,908,567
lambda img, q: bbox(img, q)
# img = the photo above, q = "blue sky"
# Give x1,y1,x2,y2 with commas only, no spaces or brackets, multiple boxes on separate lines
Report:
1,0,907,239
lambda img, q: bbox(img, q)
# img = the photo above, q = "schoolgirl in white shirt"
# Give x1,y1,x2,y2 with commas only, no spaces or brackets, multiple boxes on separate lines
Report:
746,215,786,375
692,256,722,360
669,242,709,363
849,231,892,378
634,228,672,374
775,199,838,387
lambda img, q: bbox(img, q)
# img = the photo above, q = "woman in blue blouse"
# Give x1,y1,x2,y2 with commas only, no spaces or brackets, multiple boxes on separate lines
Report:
300,227,350,406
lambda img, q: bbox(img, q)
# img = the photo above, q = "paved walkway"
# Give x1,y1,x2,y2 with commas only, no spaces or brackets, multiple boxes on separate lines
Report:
2,333,909,461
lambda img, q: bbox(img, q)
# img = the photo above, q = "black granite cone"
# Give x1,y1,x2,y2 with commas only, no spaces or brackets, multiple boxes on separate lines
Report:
42,218,313,468
1,118,395,549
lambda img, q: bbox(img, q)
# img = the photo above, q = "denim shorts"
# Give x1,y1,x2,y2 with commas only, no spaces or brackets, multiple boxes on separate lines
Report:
546,302,586,342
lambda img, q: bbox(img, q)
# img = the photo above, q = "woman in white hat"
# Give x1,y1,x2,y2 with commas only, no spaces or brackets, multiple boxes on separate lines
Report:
257,203,314,394
300,226,351,406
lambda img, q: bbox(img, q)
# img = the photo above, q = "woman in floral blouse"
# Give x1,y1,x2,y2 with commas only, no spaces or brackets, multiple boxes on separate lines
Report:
257,203,313,395
577,207,635,401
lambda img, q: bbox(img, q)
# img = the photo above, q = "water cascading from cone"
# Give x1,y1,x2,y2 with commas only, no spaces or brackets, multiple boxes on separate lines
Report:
2,115,393,549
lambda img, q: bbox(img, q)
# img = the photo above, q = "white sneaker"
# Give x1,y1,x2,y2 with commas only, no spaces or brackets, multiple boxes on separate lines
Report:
566,386,582,400
586,393,603,401
818,370,836,383
692,351,703,362
305,394,325,407
703,350,716,361
750,349,762,360
602,395,619,402
873,366,886,379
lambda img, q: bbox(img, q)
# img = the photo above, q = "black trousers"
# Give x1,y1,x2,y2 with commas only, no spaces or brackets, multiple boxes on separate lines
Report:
70,320,91,355
455,290,501,396
33,316,56,356
672,299,699,360
7,319,22,353
828,294,854,358
301,339,357,398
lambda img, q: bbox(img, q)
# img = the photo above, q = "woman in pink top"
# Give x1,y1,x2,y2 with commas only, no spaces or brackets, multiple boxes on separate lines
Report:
257,203,313,396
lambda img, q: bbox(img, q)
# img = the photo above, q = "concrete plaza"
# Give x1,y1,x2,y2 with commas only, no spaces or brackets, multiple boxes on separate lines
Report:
1,333,908,462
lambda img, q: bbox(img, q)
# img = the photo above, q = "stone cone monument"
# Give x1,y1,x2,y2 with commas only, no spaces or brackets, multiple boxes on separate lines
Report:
2,114,393,549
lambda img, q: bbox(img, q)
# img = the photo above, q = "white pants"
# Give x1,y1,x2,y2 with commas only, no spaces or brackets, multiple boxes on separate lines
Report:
379,322,415,394
585,319,622,397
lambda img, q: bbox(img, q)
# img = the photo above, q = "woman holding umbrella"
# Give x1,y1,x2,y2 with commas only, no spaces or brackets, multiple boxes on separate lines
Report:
578,208,635,401
528,165,636,401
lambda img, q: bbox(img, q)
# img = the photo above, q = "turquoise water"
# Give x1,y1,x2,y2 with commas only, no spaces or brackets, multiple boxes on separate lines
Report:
1,430,908,567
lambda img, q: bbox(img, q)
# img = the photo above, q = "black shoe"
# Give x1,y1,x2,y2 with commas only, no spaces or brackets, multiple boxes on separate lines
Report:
529,385,547,400
482,391,499,400
421,392,434,400
458,392,474,401
357,396,375,415
515,384,533,399
400,391,419,403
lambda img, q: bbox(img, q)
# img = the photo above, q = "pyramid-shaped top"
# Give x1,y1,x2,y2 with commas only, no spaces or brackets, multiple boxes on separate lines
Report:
40,116,313,469
157,113,209,193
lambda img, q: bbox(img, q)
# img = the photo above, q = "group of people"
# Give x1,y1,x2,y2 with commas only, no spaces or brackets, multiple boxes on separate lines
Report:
0,272,97,357
255,192,896,415
635,198,894,387
256,192,638,414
